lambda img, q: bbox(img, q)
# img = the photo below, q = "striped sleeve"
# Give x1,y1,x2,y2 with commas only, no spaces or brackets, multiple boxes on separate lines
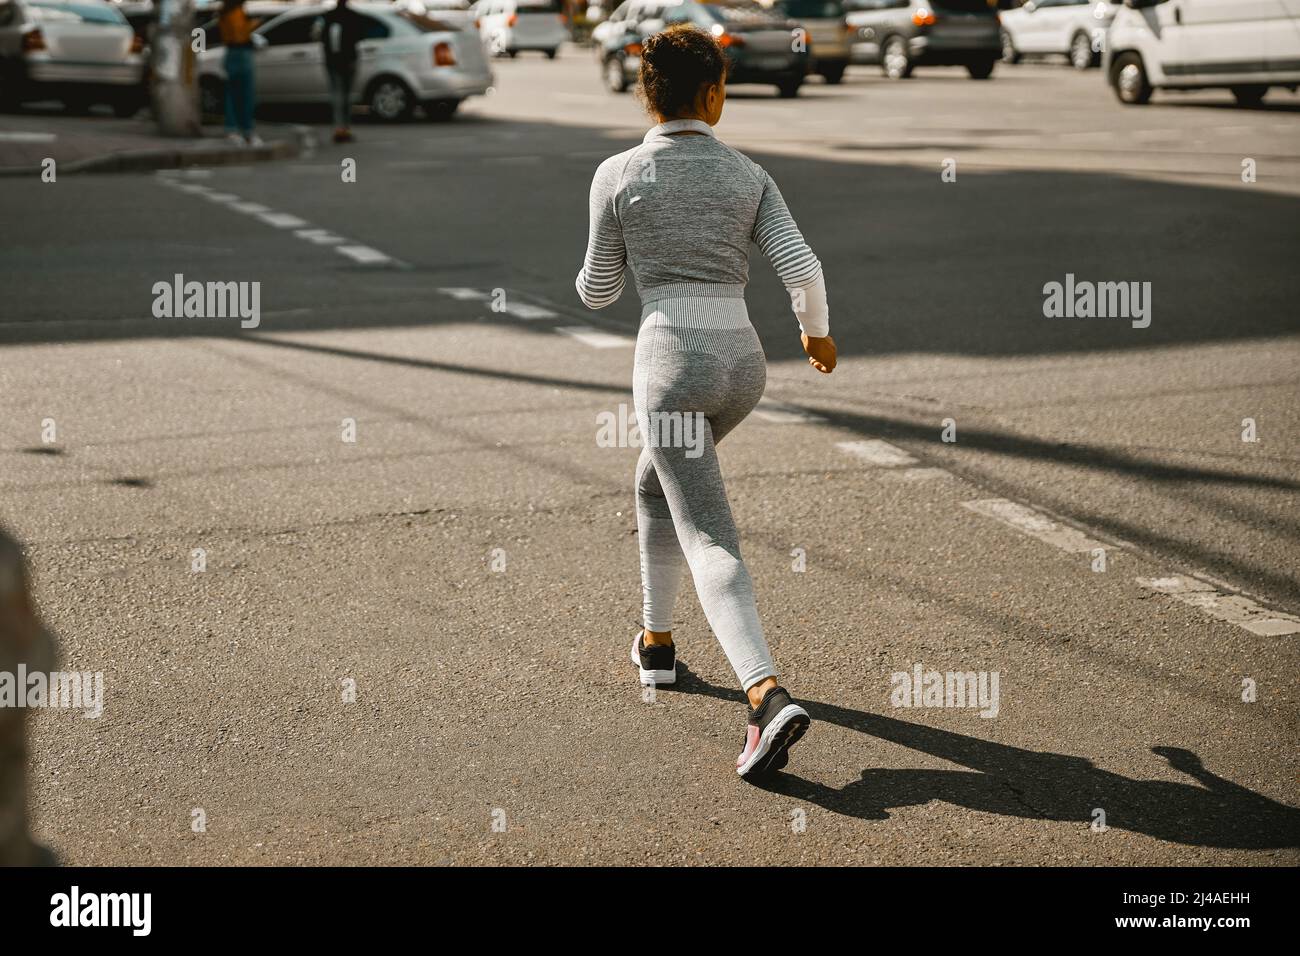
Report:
752,169,830,338
575,157,628,310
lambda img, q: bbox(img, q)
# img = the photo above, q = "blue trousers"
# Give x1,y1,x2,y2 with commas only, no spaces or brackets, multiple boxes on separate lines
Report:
223,45,256,136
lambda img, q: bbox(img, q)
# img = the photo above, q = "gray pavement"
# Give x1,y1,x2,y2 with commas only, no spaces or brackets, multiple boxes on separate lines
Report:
1,51,1298,865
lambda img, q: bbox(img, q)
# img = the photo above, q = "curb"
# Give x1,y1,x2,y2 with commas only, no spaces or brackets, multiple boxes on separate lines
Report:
0,124,316,177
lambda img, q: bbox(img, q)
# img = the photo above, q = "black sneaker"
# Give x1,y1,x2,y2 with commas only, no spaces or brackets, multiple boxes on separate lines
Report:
736,686,810,778
630,630,676,686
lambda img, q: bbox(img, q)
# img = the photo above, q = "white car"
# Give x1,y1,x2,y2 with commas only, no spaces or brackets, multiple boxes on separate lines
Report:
1000,0,1119,71
472,0,568,58
0,0,146,114
397,0,475,31
590,0,674,47
197,1,493,122
1106,0,1300,107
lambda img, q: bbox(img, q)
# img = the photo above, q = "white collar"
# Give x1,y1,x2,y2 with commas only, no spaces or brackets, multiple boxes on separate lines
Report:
643,119,716,142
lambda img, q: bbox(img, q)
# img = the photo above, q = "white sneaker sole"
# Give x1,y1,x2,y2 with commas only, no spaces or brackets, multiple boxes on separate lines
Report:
630,636,676,686
736,703,810,777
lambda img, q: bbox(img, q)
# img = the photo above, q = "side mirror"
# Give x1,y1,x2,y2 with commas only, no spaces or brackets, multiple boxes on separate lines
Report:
251,32,269,50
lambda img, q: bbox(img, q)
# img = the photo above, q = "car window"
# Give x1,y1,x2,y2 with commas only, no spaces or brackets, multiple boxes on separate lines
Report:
696,1,785,24
357,13,389,37
30,1,128,25
0,2,18,27
261,13,317,45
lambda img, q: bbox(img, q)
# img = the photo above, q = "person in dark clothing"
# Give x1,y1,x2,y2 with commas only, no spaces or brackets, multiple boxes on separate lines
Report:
321,0,366,143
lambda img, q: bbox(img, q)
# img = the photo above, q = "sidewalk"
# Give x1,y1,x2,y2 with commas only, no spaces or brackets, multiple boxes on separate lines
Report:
0,109,308,175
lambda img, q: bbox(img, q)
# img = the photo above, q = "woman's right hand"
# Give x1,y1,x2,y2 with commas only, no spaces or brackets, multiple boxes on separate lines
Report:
802,333,837,374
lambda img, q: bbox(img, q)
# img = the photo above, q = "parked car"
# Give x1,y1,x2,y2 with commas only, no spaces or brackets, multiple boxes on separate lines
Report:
398,0,476,31
471,0,567,57
1106,0,1300,107
197,2,492,122
999,0,1118,70
773,0,853,83
0,0,146,114
846,0,1001,79
661,0,810,97
590,0,674,46
597,18,647,90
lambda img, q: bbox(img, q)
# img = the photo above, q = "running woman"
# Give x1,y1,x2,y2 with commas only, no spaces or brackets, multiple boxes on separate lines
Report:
575,25,837,779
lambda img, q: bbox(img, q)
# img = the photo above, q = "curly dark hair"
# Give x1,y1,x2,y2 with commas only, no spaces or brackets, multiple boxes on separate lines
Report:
637,25,726,119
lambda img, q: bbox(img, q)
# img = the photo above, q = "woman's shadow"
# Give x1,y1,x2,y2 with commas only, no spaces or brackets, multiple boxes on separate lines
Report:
670,665,1300,849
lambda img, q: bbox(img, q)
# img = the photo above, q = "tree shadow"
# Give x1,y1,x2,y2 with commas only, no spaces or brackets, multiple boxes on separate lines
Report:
670,665,1300,850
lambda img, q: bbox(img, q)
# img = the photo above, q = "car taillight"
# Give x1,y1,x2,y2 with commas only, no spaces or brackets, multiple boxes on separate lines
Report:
718,32,744,48
912,8,936,26
21,28,44,53
434,41,456,66
474,17,480,27
130,34,145,54
624,41,642,56
507,13,517,26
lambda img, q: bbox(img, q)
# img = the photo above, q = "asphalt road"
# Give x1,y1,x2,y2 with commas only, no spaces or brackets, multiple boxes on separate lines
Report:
1,52,1298,865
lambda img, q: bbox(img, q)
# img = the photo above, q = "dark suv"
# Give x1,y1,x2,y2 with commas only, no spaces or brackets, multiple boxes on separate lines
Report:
661,1,811,98
846,0,1001,79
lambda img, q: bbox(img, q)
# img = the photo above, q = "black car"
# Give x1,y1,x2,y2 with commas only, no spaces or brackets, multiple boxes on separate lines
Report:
661,0,811,98
599,23,646,92
846,0,1001,79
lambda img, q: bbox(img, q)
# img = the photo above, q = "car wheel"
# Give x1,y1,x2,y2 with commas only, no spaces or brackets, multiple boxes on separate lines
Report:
425,98,461,121
545,48,558,60
1231,84,1268,107
967,57,995,80
776,76,802,98
604,56,629,93
1110,51,1151,105
819,63,845,84
1000,29,1020,64
506,49,518,58
882,36,912,80
200,78,224,120
367,77,415,122
1069,31,1096,71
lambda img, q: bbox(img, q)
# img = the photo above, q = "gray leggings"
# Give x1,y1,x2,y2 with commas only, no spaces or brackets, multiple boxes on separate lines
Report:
633,292,776,691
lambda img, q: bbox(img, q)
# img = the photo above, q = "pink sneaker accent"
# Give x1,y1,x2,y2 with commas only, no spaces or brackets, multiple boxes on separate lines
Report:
736,724,761,768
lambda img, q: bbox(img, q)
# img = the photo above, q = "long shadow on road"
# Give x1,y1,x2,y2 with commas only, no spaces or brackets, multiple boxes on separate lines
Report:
673,666,1300,851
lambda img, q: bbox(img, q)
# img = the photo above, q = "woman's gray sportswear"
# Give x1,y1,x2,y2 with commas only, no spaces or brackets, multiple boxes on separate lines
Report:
575,118,831,692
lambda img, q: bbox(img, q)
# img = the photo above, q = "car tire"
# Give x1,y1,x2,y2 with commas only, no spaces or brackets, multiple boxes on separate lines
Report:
776,76,802,98
1000,29,1020,64
506,49,518,58
425,98,461,121
967,57,995,80
882,35,912,80
200,77,224,120
1110,51,1151,105
604,56,629,93
366,76,415,122
819,63,845,85
1069,31,1096,71
1231,84,1268,107
545,48,558,60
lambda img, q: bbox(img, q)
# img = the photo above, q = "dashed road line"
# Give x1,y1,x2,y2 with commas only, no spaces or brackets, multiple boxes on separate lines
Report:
295,228,345,245
963,497,1107,553
335,245,393,265
257,212,309,229
553,326,633,349
1137,575,1300,637
503,302,558,320
229,201,270,214
836,438,918,467
754,398,825,424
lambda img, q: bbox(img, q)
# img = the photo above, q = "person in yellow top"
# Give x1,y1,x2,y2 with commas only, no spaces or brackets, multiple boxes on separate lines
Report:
218,0,262,146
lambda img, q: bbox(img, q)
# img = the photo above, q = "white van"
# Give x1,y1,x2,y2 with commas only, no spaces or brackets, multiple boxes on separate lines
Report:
1105,0,1300,106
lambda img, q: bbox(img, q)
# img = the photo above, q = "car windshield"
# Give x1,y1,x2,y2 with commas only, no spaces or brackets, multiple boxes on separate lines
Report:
698,0,783,23
31,2,127,24
781,0,844,17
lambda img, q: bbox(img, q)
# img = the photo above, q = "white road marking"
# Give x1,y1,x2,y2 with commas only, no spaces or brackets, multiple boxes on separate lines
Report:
483,155,543,165
335,245,392,265
229,201,270,214
836,439,918,467
554,326,634,349
257,212,309,229
295,228,345,245
504,302,558,320
204,192,241,203
754,399,824,424
962,498,1107,554
0,131,56,142
174,183,213,194
1137,575,1300,637
438,287,489,300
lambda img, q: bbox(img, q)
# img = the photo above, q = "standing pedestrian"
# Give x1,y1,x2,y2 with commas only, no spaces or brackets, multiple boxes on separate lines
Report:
575,25,837,779
321,0,366,143
218,0,262,147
